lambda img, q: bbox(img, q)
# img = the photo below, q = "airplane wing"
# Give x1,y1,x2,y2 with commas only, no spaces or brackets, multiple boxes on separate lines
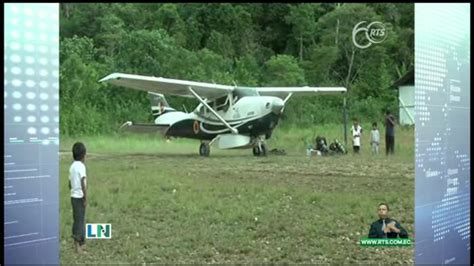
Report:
119,121,169,135
256,87,347,99
100,73,234,99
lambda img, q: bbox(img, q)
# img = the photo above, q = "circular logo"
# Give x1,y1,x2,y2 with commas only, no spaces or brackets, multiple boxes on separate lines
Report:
366,21,387,44
193,120,200,134
352,21,387,49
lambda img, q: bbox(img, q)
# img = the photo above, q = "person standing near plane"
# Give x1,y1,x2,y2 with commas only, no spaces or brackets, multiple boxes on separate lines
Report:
69,142,88,253
385,110,396,155
370,122,380,155
351,118,363,154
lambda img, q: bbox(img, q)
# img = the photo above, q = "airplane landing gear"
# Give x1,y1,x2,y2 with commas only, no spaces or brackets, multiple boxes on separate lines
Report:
199,142,210,157
252,138,267,157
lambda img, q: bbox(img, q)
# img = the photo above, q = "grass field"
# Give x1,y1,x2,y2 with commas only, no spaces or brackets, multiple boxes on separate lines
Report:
60,124,414,264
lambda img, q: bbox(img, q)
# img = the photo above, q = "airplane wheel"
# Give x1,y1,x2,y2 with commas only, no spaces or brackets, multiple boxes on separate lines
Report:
260,143,267,156
253,143,267,157
199,143,210,157
252,146,261,156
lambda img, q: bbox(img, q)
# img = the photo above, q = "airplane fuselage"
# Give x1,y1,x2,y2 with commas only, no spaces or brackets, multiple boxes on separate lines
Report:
156,96,284,141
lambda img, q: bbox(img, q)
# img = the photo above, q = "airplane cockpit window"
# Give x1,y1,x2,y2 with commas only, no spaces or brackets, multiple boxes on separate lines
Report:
215,95,230,112
215,96,227,106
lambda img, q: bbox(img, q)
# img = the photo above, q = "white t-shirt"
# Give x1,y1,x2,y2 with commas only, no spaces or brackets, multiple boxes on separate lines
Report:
371,129,380,144
351,125,362,147
69,161,87,198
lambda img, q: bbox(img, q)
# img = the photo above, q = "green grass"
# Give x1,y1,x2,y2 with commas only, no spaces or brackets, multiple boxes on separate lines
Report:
61,123,414,160
60,124,414,264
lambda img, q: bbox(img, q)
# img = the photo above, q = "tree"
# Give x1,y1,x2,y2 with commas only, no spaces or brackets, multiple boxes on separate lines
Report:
316,4,382,89
234,55,261,86
96,14,126,59
156,4,187,47
229,5,256,57
60,3,111,39
252,4,292,55
60,52,105,135
183,16,204,51
60,35,96,65
115,29,176,75
262,54,306,86
206,30,235,58
195,48,233,84
301,45,338,86
285,4,319,61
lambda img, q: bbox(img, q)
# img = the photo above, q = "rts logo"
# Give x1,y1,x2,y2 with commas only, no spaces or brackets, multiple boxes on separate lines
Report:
352,21,387,49
86,223,112,239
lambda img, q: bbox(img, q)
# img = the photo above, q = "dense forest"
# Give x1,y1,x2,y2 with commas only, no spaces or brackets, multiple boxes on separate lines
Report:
59,3,414,136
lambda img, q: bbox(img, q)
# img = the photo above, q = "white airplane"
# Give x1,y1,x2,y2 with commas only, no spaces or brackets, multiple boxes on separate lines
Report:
100,73,346,156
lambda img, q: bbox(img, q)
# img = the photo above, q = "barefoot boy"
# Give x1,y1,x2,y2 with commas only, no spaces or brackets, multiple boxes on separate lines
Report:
69,142,87,253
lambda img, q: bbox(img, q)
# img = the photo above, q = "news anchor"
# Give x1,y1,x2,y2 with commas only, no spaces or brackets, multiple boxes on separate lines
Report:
368,202,408,238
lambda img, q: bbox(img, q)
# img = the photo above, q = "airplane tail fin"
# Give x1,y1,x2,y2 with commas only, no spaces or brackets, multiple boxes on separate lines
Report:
148,92,175,119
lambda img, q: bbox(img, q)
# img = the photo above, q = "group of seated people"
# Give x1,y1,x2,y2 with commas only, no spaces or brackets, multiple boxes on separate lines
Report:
307,136,347,156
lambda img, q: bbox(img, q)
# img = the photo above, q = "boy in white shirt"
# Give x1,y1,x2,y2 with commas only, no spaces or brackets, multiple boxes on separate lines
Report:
370,122,380,155
69,142,87,253
351,119,363,154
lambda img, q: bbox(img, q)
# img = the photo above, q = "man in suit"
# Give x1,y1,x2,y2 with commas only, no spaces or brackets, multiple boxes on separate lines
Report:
368,202,408,238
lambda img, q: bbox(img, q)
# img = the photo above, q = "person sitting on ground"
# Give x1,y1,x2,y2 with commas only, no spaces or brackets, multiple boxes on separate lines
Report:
329,141,337,154
329,139,347,155
315,136,329,155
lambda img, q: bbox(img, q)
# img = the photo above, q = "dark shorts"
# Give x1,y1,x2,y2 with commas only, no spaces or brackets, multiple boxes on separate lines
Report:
71,197,86,245
353,146,360,153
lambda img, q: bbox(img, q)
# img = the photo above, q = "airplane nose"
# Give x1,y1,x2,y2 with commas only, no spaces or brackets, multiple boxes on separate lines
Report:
271,98,285,114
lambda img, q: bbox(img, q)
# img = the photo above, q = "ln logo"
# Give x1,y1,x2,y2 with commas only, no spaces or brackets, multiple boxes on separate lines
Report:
86,223,112,239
